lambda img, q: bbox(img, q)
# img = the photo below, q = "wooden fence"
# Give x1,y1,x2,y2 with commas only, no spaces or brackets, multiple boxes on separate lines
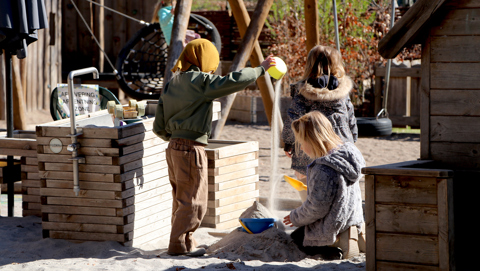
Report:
374,65,421,128
0,0,62,121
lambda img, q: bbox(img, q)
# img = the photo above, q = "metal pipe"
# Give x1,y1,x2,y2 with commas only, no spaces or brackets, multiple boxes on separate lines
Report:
332,0,340,51
382,0,397,118
67,67,99,196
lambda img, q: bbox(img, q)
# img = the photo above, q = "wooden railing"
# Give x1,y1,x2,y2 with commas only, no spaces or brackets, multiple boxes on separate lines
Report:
374,65,421,128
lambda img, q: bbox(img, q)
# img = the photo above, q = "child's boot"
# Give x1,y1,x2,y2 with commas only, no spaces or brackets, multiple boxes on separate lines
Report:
334,226,360,259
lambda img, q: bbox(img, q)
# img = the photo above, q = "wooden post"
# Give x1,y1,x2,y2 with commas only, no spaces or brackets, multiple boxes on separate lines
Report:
164,0,193,84
227,0,278,127
305,0,319,52
12,57,27,130
0,53,5,120
211,0,274,139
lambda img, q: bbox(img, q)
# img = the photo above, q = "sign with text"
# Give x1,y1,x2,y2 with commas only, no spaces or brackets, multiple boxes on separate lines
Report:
56,84,100,118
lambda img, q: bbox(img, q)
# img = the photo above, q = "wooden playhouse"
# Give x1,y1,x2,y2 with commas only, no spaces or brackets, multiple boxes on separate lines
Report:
362,0,480,270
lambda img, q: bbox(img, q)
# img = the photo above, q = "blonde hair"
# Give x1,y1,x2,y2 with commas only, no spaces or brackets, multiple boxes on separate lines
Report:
302,45,345,81
292,111,343,159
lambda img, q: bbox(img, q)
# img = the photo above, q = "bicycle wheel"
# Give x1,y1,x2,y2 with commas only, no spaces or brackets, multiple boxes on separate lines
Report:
116,14,222,100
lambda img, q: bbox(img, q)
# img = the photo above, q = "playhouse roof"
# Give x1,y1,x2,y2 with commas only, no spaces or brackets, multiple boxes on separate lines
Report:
378,0,448,59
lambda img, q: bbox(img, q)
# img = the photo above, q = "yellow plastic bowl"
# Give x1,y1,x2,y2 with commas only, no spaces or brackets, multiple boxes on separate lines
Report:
268,57,287,80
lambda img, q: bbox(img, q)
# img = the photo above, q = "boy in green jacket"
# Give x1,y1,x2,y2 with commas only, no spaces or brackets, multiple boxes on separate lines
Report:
153,39,275,256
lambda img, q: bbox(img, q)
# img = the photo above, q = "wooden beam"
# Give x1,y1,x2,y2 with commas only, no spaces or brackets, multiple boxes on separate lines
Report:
211,0,274,139
378,0,447,59
12,57,27,130
164,0,193,83
224,0,278,128
305,0,319,52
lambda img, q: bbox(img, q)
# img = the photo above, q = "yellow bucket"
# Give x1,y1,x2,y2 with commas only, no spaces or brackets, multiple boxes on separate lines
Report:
268,57,287,80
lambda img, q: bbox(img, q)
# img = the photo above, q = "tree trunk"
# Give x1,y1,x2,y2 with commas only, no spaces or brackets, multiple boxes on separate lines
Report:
163,0,192,84
305,0,319,52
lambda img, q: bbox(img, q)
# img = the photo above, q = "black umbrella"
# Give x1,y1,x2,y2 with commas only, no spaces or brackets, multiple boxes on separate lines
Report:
1,0,47,217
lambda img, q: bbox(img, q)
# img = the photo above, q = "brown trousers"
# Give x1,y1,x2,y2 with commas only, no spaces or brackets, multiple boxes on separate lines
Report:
165,138,208,254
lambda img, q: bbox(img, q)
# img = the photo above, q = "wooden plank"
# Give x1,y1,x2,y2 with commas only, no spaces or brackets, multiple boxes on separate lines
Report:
431,36,480,62
206,198,255,216
208,159,258,176
375,66,421,78
45,179,122,191
36,137,112,148
203,208,245,224
0,148,37,157
209,174,258,192
375,204,438,235
47,213,128,226
375,175,437,205
431,7,480,36
365,175,376,271
23,210,42,217
114,130,158,146
21,165,39,173
208,189,259,208
431,63,480,89
41,187,116,200
362,160,453,178
115,162,168,183
208,167,258,184
208,181,257,200
206,140,258,159
37,153,113,165
128,206,171,231
44,163,121,174
48,230,130,242
376,261,438,271
116,146,166,166
117,194,172,217
431,142,480,169
128,223,171,247
42,221,118,234
0,138,37,150
23,194,41,203
118,171,169,199
21,180,41,188
124,185,172,208
437,178,454,271
122,152,166,172
201,217,240,230
430,116,480,142
208,151,257,168
46,197,123,208
431,89,480,116
39,171,114,182
421,36,431,160
23,157,38,165
41,145,119,156
376,233,439,265
41,205,117,216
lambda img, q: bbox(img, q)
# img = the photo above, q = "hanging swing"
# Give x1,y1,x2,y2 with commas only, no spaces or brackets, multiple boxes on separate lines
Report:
332,0,394,138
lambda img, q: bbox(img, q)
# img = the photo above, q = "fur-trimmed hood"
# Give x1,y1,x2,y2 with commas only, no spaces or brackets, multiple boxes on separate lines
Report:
295,76,353,102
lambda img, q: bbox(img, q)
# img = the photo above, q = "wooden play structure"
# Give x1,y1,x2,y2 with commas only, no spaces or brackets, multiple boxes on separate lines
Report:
363,0,480,269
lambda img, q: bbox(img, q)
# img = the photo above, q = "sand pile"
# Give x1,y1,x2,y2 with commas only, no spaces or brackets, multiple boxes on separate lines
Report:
207,201,309,262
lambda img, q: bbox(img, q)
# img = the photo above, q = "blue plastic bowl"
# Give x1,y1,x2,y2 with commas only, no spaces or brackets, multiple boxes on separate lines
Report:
239,218,276,234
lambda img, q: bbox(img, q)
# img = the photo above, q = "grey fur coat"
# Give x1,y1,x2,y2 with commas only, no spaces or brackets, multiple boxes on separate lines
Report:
289,142,365,247
282,76,358,175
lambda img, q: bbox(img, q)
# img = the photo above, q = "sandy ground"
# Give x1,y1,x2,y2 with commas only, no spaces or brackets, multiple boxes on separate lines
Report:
0,110,420,270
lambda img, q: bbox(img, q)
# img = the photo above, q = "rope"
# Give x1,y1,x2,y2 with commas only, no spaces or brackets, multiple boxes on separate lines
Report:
83,0,149,26
69,0,118,77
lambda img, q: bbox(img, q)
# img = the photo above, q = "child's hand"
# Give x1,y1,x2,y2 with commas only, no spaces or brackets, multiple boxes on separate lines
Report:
283,215,294,227
260,55,276,71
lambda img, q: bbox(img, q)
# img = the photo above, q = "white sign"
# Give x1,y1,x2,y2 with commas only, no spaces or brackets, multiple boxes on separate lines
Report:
49,138,63,154
56,84,100,118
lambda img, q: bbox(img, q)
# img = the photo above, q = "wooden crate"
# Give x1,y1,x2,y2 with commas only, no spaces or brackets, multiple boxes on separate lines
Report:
36,109,171,247
202,140,259,230
362,160,455,271
0,130,40,217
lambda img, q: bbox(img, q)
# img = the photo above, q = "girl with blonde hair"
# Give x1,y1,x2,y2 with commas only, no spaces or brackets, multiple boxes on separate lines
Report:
283,111,365,259
282,45,358,201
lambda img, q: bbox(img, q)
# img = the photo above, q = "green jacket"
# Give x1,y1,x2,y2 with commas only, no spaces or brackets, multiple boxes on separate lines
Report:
153,65,265,144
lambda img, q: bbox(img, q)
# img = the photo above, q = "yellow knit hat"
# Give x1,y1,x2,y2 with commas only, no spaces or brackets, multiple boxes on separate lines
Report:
171,39,219,73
